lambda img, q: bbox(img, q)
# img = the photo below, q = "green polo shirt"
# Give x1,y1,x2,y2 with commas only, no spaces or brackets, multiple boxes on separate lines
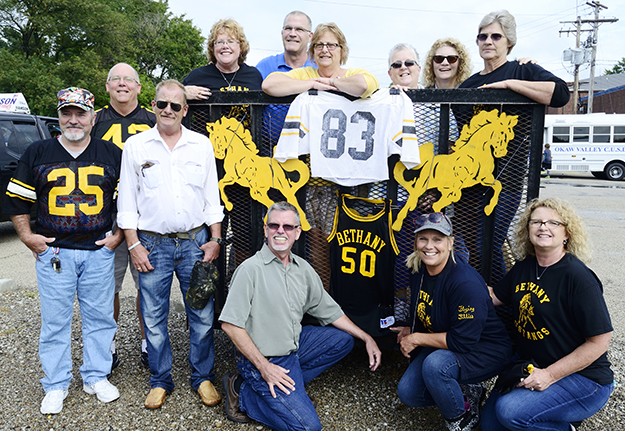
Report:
219,244,344,357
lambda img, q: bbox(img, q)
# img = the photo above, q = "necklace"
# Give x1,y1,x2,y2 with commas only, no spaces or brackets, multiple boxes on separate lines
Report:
218,67,239,90
535,262,549,280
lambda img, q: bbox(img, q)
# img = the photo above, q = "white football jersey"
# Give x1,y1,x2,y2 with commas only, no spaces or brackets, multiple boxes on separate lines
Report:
275,89,420,186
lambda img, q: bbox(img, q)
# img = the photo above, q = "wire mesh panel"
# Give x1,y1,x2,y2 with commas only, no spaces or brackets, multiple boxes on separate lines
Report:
186,90,544,335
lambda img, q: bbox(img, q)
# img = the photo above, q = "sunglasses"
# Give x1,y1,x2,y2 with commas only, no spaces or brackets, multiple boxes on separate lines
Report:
433,55,459,64
266,223,299,232
477,33,504,42
390,60,418,69
155,100,183,112
413,212,448,228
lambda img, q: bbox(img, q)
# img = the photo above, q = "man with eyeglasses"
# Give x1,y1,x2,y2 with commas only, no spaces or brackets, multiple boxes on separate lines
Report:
92,62,156,374
256,11,314,79
220,201,382,429
117,79,224,410
256,11,315,148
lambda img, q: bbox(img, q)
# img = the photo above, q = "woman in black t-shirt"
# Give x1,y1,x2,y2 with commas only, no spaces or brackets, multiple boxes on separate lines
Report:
183,18,263,270
482,198,614,430
183,18,262,100
394,213,512,431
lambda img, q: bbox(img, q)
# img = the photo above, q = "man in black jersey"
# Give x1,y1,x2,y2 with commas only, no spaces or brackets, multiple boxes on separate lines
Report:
5,87,123,414
92,63,156,372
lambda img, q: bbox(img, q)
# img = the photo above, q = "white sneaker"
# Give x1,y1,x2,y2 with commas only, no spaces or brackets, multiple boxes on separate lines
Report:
40,389,68,414
83,379,120,403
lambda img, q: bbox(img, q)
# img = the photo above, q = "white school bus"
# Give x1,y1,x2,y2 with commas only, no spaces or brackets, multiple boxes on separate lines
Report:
543,113,625,180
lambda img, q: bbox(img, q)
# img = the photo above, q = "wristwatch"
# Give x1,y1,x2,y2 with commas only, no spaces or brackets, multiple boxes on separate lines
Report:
209,237,224,246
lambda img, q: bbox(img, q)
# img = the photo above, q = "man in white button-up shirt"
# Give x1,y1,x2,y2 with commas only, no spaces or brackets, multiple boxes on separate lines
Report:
117,79,224,410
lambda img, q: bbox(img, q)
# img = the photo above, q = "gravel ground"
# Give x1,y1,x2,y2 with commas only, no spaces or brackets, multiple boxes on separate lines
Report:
1,176,624,430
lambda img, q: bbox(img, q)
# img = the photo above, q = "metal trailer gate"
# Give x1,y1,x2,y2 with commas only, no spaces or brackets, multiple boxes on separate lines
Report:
184,89,545,330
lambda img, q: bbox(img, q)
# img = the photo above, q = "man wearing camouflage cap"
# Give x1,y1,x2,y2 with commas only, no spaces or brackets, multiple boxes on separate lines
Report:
4,87,123,414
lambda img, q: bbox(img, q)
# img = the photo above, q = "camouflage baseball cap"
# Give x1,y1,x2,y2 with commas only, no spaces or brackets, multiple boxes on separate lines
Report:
57,87,95,111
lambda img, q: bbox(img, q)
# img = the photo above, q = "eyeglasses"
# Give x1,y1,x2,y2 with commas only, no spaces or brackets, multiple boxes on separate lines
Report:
433,55,459,64
214,39,240,47
477,33,504,42
283,25,311,33
266,223,299,232
390,60,418,69
108,75,137,84
528,219,566,228
313,42,341,51
155,100,183,112
413,212,449,228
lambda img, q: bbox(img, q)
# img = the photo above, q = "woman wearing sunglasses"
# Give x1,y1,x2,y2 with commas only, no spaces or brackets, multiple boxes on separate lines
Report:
394,212,512,431
482,198,613,430
459,10,568,105
387,43,422,91
262,22,378,98
422,38,472,90
454,9,570,286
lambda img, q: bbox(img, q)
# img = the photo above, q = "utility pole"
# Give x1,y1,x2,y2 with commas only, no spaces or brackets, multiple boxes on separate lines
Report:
560,1,617,114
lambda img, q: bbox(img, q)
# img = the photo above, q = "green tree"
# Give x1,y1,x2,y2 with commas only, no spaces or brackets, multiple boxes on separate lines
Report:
0,0,205,115
604,58,625,75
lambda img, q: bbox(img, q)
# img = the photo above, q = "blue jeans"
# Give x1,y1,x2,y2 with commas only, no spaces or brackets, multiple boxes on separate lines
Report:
397,348,468,420
36,246,116,392
237,325,354,431
138,227,215,392
481,374,614,430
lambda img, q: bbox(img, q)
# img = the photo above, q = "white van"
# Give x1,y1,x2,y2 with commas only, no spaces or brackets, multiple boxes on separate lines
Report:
543,113,625,180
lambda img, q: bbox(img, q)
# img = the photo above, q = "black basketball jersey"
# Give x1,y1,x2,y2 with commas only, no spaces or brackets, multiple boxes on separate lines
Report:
328,193,399,337
91,104,156,149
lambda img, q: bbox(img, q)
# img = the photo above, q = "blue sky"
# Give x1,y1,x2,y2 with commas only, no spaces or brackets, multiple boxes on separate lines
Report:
168,0,625,87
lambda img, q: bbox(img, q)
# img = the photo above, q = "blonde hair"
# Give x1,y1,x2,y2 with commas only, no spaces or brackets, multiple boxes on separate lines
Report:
308,23,349,65
421,37,472,89
155,79,187,105
406,235,455,273
207,18,250,65
512,198,592,263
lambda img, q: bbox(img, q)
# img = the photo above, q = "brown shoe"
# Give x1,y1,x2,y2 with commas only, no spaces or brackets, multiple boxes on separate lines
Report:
197,380,221,406
223,372,251,423
144,387,167,409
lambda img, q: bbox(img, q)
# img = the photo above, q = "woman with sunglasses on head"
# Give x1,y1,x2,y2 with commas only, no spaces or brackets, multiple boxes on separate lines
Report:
183,18,262,101
393,212,512,431
481,198,613,431
262,22,378,98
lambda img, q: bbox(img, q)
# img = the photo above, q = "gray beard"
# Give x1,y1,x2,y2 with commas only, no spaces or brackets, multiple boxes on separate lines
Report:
62,129,85,142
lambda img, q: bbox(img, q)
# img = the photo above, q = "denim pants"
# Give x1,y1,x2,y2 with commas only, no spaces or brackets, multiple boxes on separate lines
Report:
481,374,614,431
397,347,468,420
237,325,354,431
138,227,215,392
36,246,116,392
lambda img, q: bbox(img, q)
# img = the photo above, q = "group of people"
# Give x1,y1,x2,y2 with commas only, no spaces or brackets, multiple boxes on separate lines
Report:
1,7,614,431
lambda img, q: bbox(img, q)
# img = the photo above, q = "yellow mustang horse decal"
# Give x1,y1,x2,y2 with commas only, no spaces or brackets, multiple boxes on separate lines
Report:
393,109,518,231
206,117,312,231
